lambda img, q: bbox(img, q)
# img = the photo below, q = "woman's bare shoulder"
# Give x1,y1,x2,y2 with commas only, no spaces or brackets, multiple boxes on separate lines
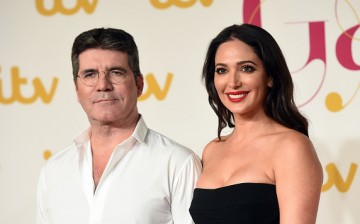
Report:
273,129,314,153
201,135,229,162
271,129,323,223
272,129,322,176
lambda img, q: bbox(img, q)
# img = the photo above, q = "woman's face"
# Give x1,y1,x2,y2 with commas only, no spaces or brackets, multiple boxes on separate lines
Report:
214,39,272,118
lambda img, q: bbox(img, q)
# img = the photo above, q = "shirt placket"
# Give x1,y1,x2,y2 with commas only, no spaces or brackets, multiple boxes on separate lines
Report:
86,138,136,224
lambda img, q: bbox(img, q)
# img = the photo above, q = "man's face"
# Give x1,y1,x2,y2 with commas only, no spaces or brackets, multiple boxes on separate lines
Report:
75,48,143,125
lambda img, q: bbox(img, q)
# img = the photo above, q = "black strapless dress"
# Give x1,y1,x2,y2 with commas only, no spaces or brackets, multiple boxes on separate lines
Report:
189,183,279,224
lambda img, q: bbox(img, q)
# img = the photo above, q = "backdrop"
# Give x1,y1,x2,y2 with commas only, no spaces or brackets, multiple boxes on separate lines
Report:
0,0,359,223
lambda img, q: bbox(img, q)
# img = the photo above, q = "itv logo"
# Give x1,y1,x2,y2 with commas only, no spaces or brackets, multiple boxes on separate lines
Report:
0,66,58,104
35,0,98,16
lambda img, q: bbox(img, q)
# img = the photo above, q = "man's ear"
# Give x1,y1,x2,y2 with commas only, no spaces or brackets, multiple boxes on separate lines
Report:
74,80,80,102
136,74,144,97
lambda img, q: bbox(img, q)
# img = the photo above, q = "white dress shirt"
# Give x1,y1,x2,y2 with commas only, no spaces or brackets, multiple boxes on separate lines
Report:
37,116,202,224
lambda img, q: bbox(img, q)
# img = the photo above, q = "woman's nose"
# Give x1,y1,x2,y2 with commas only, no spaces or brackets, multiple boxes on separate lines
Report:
228,72,241,88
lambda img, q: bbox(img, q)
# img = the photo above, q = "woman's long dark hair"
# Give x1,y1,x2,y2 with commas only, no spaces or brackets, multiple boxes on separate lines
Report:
202,24,309,139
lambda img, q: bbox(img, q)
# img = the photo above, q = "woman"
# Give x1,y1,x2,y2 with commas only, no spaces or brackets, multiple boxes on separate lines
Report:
189,24,323,224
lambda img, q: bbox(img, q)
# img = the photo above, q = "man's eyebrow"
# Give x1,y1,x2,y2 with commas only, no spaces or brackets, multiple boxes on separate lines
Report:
109,66,128,72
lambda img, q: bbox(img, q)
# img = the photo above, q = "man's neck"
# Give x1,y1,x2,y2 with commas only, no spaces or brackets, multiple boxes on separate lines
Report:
89,113,140,190
90,113,140,154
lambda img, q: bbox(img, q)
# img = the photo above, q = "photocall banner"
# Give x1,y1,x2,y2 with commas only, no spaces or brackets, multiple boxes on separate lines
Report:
0,0,359,223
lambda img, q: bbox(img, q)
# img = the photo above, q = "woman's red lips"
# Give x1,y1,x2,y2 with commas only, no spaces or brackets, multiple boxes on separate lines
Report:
226,91,248,102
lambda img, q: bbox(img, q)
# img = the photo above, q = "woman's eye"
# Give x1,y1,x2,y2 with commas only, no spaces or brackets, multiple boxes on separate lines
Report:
241,65,255,72
215,67,227,74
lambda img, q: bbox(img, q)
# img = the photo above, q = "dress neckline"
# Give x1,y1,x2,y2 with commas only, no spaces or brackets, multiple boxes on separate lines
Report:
195,182,276,191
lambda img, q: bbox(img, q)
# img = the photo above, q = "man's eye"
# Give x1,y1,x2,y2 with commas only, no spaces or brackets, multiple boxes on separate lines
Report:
110,69,125,76
83,72,97,78
215,68,226,74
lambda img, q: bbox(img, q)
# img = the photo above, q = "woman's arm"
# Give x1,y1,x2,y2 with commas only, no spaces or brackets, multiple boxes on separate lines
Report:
274,132,323,224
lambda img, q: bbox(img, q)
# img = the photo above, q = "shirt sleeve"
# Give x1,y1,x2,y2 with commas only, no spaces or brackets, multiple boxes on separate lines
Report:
171,153,202,224
37,166,48,224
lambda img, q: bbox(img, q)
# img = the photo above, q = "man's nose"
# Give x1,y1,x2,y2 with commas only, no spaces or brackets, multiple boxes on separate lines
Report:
96,71,113,91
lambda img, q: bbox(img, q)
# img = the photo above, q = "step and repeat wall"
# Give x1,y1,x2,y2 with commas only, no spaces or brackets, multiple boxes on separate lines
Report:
0,0,359,223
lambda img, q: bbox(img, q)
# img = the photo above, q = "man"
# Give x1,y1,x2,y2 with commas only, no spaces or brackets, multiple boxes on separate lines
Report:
37,28,202,224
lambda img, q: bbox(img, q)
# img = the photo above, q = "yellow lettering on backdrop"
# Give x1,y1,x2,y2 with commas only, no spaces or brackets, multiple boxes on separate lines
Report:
43,150,52,160
322,163,358,192
325,83,360,112
150,0,213,9
35,0,98,16
138,73,173,101
0,66,59,104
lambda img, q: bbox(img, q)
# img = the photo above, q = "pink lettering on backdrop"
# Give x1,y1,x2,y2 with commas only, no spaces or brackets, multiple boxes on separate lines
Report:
335,0,360,71
242,1,358,109
242,0,261,26
336,24,360,70
292,22,327,107
242,1,327,107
